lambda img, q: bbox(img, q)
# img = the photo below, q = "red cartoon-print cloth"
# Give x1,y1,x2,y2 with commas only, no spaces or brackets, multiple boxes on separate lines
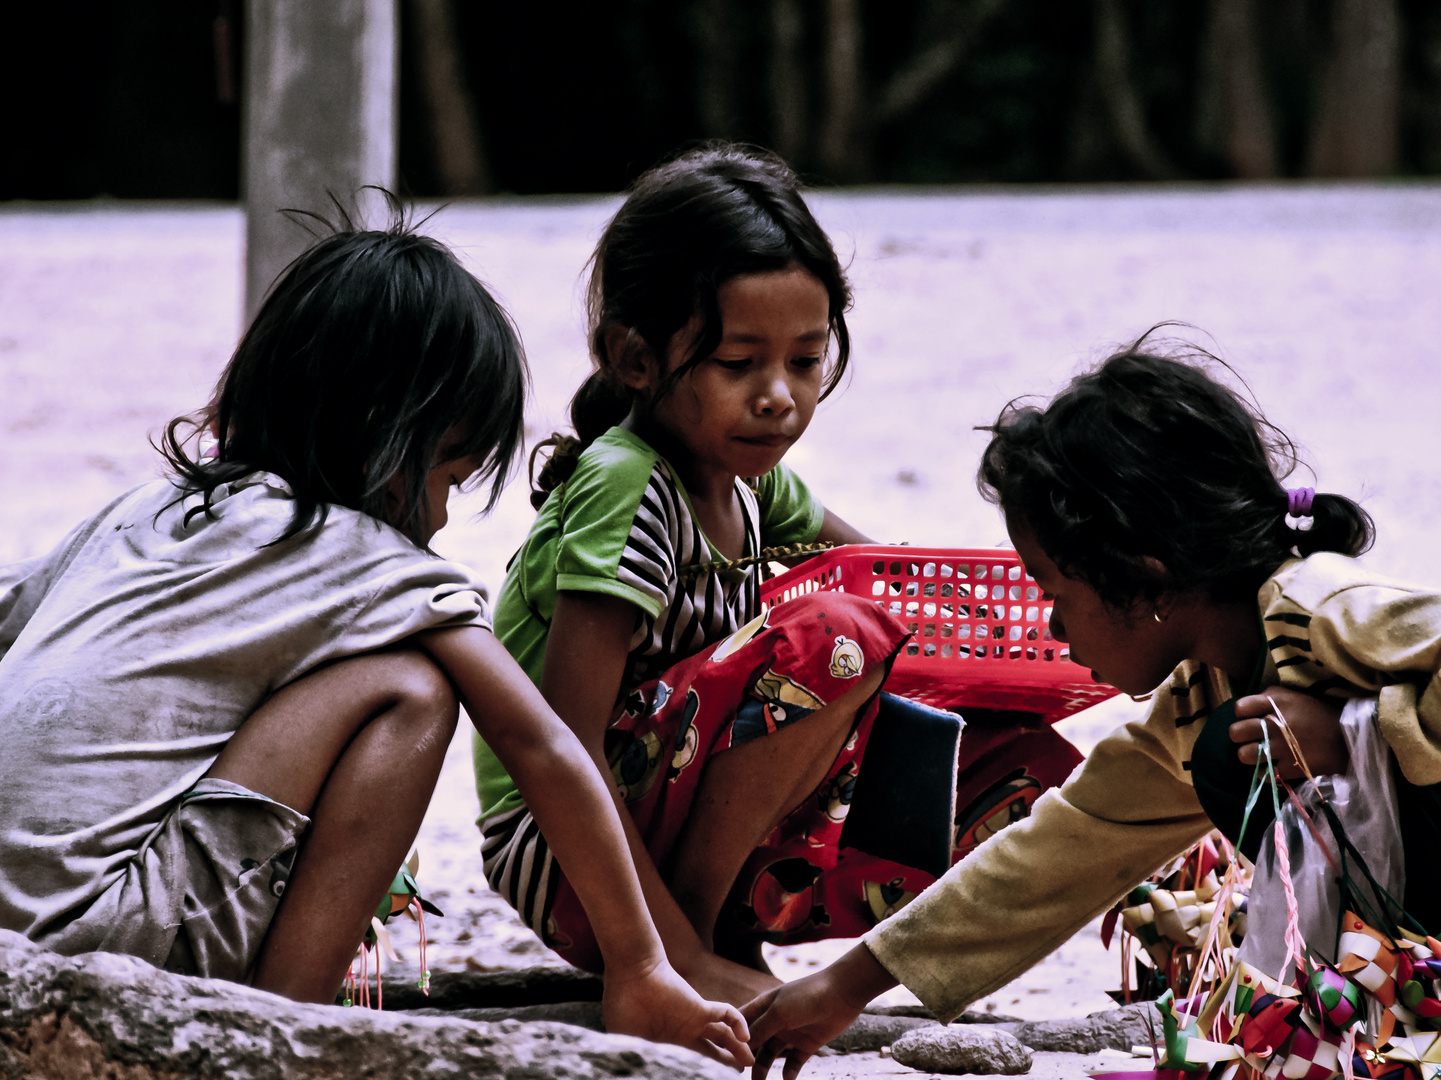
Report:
539,590,1080,969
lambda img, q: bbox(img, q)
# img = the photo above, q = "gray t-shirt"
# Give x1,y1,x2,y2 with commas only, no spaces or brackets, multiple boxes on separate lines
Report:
0,473,490,941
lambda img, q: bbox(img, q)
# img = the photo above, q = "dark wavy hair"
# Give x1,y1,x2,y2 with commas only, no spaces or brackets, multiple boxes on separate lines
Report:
978,331,1374,609
529,143,852,507
161,198,527,546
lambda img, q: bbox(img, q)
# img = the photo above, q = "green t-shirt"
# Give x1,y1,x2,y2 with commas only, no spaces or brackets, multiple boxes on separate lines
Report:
474,426,825,820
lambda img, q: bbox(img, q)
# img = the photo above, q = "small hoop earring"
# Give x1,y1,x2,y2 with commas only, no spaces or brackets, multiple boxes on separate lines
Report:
1153,610,1164,624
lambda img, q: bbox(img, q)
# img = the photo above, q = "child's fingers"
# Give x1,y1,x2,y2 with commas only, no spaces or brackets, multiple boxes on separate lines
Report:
1233,693,1279,719
781,1047,813,1080
717,1004,751,1045
701,1015,754,1068
694,1035,750,1071
1229,716,1316,777
751,1039,809,1080
750,1040,779,1080
1229,716,1266,745
741,987,781,1034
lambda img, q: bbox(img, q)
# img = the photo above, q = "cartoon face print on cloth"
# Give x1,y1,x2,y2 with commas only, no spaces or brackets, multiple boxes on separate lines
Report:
605,727,666,803
669,688,701,777
732,670,826,745
819,760,859,823
952,769,1044,861
830,635,864,679
736,856,831,937
865,877,918,923
709,609,770,663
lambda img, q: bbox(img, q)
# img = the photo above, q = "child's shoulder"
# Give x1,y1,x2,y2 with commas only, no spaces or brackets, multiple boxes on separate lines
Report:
576,426,657,468
566,427,667,497
147,472,433,573
1266,552,1425,614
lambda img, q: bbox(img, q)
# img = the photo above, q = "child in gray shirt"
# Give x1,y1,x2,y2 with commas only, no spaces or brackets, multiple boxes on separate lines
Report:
0,214,751,1068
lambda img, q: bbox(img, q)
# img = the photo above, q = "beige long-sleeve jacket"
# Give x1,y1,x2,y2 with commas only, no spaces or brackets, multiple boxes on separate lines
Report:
863,552,1441,1021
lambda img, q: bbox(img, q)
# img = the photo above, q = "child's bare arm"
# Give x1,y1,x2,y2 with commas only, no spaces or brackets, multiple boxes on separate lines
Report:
418,624,751,1067
768,509,872,570
814,507,871,546
541,590,777,1006
1231,686,1348,778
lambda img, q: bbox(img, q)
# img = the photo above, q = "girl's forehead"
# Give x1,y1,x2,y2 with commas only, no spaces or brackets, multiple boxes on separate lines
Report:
715,269,830,331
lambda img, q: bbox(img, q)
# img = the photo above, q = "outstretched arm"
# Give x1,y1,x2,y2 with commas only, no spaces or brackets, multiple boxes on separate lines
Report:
418,624,751,1068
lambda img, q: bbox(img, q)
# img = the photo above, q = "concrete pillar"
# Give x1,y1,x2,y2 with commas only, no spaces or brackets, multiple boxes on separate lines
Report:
242,0,398,318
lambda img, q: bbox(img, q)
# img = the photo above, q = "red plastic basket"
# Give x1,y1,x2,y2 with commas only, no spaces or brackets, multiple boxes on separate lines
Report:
760,545,1118,721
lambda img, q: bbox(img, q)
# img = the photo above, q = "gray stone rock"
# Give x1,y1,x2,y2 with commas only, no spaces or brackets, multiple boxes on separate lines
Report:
827,1012,936,1052
863,1005,1022,1024
0,929,732,1079
364,965,603,1011
953,1009,1025,1025
890,1024,1034,1075
406,1000,606,1031
1002,1002,1161,1054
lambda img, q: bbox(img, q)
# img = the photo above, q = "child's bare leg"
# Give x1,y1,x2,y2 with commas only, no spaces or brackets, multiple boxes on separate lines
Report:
664,666,885,950
203,649,458,1002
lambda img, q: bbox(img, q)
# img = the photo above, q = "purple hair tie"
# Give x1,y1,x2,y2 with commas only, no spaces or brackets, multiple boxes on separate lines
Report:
1287,487,1316,517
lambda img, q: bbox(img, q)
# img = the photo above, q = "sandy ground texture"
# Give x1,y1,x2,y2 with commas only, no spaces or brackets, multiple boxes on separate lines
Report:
4,184,1441,1074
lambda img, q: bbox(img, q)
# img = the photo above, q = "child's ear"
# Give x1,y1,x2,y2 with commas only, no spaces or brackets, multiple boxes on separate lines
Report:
605,326,660,393
1139,556,1176,617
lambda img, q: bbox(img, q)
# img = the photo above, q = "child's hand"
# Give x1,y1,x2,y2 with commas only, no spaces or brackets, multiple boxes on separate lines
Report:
742,944,894,1080
603,955,754,1070
1231,686,1348,779
742,970,866,1080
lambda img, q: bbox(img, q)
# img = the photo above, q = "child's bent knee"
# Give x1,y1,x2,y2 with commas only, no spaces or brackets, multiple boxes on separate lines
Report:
777,591,907,662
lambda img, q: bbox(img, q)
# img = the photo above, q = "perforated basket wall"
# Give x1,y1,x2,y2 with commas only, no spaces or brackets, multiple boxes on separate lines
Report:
760,546,1118,721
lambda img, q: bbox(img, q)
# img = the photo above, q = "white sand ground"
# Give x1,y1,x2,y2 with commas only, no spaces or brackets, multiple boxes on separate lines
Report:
4,184,1441,1071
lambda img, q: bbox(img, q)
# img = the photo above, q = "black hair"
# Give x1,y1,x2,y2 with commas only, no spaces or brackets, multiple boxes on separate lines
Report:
978,330,1374,610
161,196,527,546
530,143,852,507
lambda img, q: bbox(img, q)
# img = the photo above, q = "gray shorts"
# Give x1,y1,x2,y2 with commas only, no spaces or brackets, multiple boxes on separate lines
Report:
38,777,309,982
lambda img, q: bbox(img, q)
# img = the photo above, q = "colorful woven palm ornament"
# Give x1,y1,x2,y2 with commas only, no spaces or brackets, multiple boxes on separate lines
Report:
1155,989,1242,1072
1108,834,1244,1004
1275,1012,1347,1080
1113,703,1441,1080
1341,916,1405,1008
1201,958,1302,1054
342,851,444,1009
1378,1029,1441,1080
1351,1038,1426,1080
1307,964,1365,1031
1122,873,1225,970
1241,992,1305,1057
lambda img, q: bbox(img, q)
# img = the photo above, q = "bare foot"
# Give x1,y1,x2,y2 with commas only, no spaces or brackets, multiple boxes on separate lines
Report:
683,950,783,1008
715,931,775,975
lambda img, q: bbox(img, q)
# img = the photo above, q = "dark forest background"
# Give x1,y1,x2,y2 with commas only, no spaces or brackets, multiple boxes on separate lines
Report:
4,0,1440,201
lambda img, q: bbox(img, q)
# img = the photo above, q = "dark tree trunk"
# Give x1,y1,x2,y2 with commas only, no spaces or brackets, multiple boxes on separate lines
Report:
407,0,490,195
1197,0,1279,178
818,0,869,182
1307,0,1401,177
768,0,808,166
697,0,739,139
1092,0,1180,179
873,0,1009,127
